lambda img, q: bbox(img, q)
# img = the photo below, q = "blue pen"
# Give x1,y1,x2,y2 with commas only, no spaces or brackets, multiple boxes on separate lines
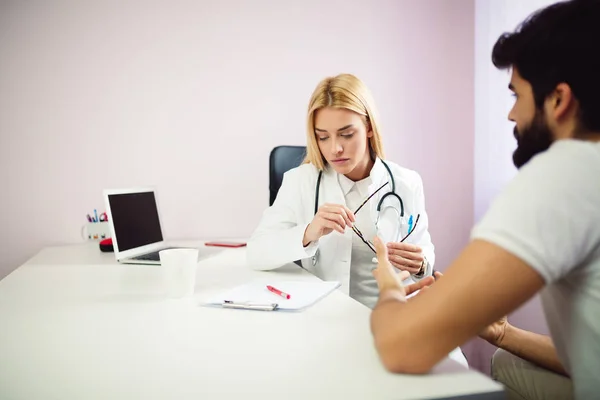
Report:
94,209,98,223
407,215,414,234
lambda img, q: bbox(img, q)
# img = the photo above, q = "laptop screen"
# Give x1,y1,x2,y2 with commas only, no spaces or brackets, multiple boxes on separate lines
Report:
108,191,163,251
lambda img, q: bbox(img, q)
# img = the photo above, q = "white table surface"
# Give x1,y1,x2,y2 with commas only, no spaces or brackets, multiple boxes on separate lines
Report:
0,242,504,400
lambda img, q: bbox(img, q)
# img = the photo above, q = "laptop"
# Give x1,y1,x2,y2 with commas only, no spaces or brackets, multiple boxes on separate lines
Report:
103,187,192,265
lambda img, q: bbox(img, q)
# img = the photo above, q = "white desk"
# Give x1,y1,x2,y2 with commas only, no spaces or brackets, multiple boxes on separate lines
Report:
0,243,504,400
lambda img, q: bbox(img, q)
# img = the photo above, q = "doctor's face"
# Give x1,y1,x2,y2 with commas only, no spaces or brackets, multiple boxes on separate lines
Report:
508,68,554,168
314,107,373,179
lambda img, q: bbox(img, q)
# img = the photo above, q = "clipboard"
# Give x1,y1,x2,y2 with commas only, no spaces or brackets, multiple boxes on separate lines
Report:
204,280,341,311
221,301,279,311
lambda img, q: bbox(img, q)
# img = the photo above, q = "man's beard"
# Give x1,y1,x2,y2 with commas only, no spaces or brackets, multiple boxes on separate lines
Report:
513,110,554,169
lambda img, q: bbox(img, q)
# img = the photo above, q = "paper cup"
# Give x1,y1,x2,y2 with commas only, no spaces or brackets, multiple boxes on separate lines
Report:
159,248,199,298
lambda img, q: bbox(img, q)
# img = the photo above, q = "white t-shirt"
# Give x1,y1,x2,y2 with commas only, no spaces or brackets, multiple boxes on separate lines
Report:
471,139,600,398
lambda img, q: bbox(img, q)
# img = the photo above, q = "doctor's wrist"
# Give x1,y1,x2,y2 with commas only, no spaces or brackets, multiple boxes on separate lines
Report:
303,224,315,247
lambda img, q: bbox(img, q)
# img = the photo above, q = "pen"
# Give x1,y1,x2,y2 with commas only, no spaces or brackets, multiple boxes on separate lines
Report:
94,209,98,223
400,214,420,243
267,285,291,299
86,214,93,223
407,215,414,234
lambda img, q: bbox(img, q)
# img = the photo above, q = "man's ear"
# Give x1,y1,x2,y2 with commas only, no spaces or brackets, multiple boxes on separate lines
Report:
550,83,574,120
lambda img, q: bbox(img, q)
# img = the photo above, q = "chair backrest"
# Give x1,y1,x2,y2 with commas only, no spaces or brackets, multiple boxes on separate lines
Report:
269,145,307,206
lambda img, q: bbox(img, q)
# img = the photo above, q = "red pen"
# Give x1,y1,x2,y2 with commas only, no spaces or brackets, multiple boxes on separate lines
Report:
267,285,291,299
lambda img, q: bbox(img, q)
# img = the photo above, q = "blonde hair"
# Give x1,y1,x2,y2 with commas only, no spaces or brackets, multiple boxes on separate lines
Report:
304,73,385,170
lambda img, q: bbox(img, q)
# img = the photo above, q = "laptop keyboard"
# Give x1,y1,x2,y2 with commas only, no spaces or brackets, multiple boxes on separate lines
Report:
131,247,180,262
131,252,160,261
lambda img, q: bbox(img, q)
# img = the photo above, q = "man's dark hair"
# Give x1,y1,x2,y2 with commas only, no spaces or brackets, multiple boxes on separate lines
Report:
492,0,600,132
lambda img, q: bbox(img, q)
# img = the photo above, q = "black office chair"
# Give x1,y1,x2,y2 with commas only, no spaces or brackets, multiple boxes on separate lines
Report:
269,145,307,206
269,145,307,267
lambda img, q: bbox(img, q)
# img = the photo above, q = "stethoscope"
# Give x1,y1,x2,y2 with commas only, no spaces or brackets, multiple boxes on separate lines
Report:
310,160,404,266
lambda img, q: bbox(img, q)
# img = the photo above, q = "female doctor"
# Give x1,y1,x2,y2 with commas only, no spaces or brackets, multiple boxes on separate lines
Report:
248,73,435,307
247,74,468,366
247,74,467,366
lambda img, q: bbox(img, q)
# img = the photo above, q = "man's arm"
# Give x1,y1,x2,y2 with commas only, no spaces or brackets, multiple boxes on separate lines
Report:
481,319,568,376
370,239,546,374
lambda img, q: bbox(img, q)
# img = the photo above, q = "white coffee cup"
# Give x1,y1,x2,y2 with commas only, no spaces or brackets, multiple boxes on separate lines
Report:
81,222,111,241
159,248,199,298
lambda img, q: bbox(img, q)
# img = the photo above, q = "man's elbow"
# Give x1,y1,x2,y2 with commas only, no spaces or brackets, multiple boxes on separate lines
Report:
378,348,436,375
374,337,438,374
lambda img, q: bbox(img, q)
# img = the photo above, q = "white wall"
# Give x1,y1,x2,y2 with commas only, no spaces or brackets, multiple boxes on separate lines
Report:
0,0,475,285
471,0,557,373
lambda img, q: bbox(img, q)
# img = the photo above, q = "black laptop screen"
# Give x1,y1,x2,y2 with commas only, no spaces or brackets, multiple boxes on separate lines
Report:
108,191,163,252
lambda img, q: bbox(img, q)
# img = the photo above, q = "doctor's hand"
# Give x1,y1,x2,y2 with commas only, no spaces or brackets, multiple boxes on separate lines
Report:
303,203,355,246
386,242,425,274
372,236,408,294
373,236,439,297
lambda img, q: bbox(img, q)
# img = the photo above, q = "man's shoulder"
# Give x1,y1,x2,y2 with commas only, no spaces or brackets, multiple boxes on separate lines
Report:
508,140,600,200
523,139,600,175
472,139,600,282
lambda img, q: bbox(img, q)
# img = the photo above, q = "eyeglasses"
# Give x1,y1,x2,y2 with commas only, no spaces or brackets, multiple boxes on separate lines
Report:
350,182,420,253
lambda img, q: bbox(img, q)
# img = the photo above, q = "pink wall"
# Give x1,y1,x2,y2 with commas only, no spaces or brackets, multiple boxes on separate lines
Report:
0,0,555,377
0,0,475,282
0,0,487,372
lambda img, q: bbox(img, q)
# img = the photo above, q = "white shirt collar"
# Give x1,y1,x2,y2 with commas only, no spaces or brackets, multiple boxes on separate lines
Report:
338,173,357,196
336,157,387,198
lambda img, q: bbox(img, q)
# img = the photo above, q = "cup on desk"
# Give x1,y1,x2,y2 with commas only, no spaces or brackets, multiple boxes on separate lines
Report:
159,249,199,298
81,222,111,241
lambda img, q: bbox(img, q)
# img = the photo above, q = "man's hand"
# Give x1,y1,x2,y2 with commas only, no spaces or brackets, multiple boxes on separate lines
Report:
404,271,442,298
478,316,509,347
372,236,408,294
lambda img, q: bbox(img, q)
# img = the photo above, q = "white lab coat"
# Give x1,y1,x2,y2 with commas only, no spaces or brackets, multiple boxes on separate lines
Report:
247,158,435,292
247,158,469,368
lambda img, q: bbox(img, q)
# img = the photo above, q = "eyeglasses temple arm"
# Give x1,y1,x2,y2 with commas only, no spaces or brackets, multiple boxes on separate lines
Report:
353,182,389,215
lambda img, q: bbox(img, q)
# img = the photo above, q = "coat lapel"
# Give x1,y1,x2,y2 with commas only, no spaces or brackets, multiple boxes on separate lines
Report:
320,166,346,208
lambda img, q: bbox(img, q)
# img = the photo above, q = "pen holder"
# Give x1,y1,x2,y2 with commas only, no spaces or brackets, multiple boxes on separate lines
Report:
81,222,111,241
